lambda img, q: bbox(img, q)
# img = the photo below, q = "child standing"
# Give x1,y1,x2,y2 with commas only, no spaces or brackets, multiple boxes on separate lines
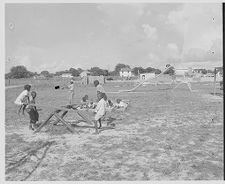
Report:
26,91,39,130
94,80,106,102
62,80,75,105
94,92,107,134
66,80,75,105
14,84,31,114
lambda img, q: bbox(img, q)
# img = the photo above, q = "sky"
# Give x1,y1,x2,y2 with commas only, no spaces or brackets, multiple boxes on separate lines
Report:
5,3,223,73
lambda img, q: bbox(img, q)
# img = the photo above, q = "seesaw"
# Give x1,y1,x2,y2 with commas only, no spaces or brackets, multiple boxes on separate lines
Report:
30,104,114,134
118,66,173,92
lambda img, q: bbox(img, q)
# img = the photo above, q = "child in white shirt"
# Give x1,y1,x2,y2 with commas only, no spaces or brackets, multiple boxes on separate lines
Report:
68,80,75,105
115,99,128,109
94,92,107,133
14,84,31,114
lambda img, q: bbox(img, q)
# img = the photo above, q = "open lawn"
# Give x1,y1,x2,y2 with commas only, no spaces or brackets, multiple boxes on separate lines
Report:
5,80,223,180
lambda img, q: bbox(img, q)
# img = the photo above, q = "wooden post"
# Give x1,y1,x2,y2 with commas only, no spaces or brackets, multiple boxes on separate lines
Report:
77,111,94,125
54,113,75,133
213,68,217,96
53,110,68,125
34,112,55,133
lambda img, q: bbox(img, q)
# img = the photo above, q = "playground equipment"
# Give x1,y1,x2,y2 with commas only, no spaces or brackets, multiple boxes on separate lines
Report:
172,68,193,92
31,104,114,134
118,65,173,92
213,67,223,95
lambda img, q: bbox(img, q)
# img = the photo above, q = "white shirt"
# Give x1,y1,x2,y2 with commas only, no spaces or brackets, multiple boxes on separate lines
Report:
96,84,105,93
68,83,75,93
95,98,107,120
14,90,29,105
116,101,128,108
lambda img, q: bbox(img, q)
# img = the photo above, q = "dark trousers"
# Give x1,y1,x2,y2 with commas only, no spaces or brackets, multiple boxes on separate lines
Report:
28,108,39,125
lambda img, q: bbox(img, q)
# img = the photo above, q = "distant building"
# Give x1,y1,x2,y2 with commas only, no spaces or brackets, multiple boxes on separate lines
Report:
205,73,214,77
33,74,45,79
80,70,90,78
140,73,155,80
120,68,132,78
61,73,73,78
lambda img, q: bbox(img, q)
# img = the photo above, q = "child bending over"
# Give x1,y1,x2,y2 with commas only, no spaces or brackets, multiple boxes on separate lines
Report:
14,84,31,115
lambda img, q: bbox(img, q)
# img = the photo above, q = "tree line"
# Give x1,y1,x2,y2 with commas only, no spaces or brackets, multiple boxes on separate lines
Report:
5,63,176,79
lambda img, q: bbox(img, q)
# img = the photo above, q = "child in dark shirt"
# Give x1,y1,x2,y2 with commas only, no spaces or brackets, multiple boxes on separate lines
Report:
26,91,39,130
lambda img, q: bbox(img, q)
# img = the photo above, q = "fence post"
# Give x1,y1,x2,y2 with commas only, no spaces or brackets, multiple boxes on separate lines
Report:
213,68,217,96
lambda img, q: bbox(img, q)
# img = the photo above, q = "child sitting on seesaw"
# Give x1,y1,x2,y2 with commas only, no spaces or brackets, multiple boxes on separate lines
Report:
106,99,129,110
79,95,96,109
115,99,129,109
14,84,31,115
93,92,107,134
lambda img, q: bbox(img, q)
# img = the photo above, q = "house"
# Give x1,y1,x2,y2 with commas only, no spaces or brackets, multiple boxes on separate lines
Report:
120,68,132,78
140,73,155,80
80,70,90,78
61,73,73,78
33,74,45,79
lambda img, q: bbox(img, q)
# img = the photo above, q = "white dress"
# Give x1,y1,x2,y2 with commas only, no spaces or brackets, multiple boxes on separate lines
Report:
94,98,107,121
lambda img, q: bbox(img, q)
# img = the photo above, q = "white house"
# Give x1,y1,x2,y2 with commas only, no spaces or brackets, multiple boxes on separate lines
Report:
80,70,90,78
140,73,155,81
120,68,132,78
61,73,73,78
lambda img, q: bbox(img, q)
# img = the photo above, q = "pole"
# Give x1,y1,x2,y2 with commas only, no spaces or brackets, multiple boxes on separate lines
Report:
213,68,217,96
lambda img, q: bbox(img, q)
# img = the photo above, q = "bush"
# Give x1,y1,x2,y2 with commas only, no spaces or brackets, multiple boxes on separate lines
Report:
106,77,113,81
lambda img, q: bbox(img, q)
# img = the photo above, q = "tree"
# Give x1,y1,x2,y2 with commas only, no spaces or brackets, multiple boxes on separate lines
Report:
40,70,51,77
103,70,109,76
154,69,161,74
201,69,207,75
5,73,11,79
145,67,155,73
77,68,83,74
164,64,175,75
89,67,106,76
69,68,80,77
8,65,33,79
132,67,145,76
114,63,130,75
108,71,116,76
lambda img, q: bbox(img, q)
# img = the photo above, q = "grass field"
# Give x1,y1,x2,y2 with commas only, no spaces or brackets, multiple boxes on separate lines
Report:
5,80,223,180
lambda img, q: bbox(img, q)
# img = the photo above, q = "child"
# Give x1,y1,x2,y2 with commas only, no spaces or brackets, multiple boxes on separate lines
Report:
93,92,107,133
62,80,75,105
94,80,106,102
26,91,39,130
68,80,75,105
107,100,114,108
81,95,89,103
115,99,128,109
14,84,31,115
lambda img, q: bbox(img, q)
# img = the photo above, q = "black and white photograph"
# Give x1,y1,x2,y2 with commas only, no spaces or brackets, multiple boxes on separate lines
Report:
3,1,224,181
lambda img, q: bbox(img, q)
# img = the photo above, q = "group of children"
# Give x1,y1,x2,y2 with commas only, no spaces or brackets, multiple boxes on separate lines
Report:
14,80,128,133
